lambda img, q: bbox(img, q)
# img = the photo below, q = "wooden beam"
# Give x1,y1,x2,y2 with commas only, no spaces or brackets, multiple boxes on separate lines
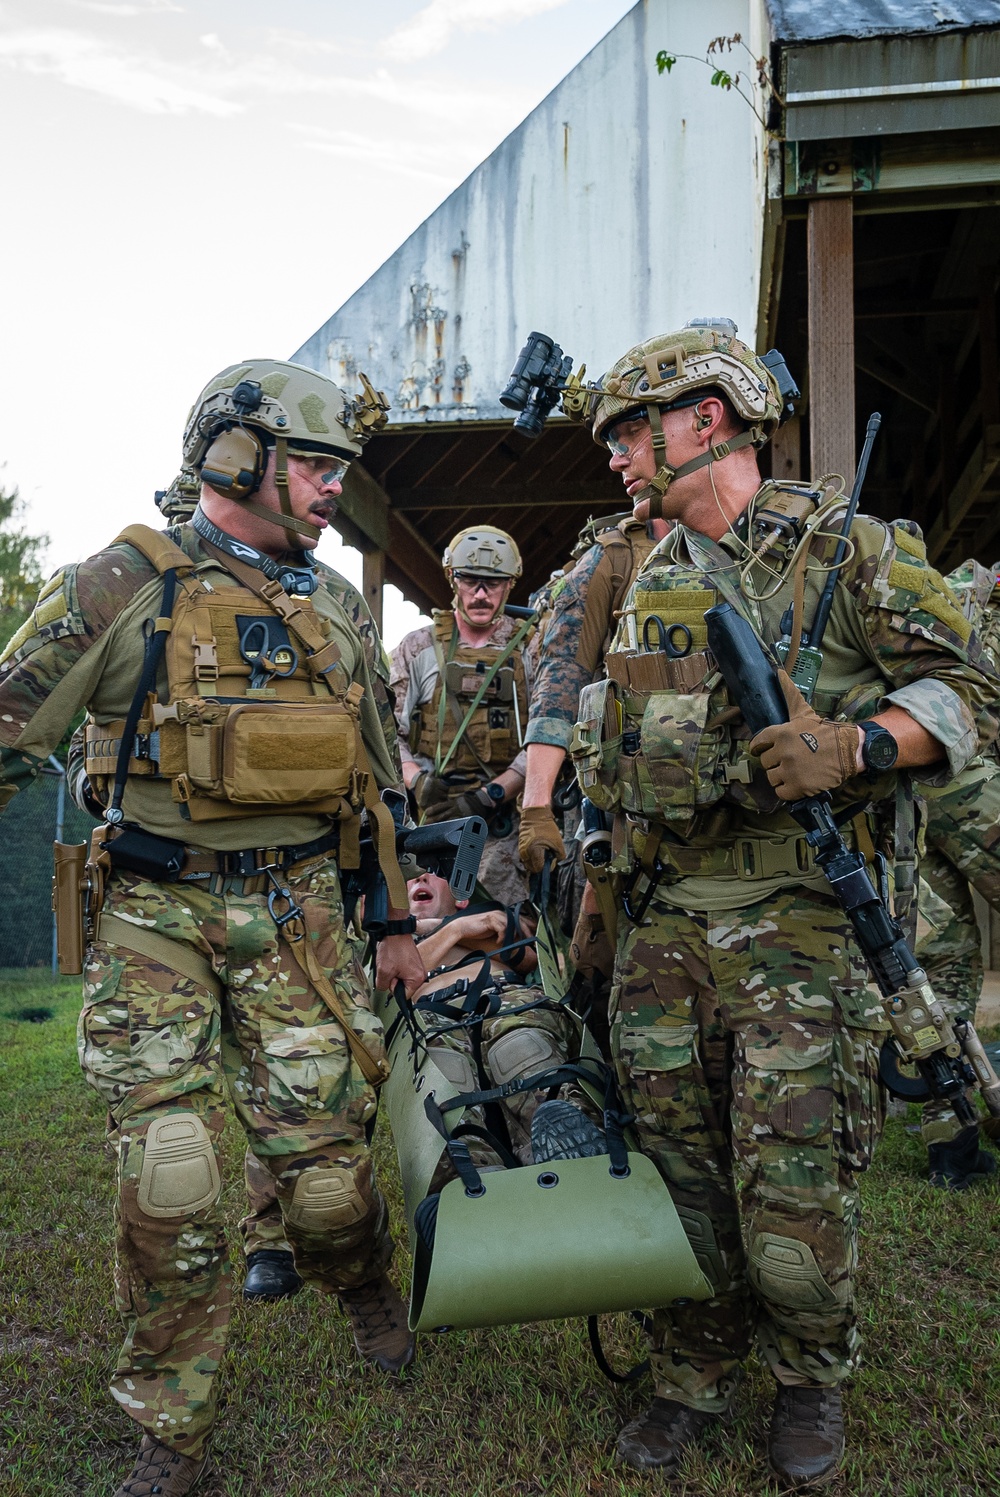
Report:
808,196,856,484
362,549,385,634
387,510,452,611
770,417,802,483
390,481,619,510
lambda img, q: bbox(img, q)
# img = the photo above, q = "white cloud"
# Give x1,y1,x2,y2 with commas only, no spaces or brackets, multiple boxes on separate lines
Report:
66,1,183,14
290,123,466,186
385,0,571,61
0,27,242,115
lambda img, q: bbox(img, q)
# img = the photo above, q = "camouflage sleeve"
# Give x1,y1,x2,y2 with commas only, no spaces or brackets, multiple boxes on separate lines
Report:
318,564,402,789
524,544,606,749
842,517,1000,777
0,546,154,807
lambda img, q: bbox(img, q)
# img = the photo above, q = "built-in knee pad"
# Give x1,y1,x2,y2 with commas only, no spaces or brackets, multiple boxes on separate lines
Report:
284,1165,368,1232
428,1046,477,1093
747,1232,841,1311
136,1114,221,1220
676,1207,725,1292
487,1028,562,1086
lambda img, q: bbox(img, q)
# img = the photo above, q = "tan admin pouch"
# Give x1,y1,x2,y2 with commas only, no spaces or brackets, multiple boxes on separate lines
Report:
617,688,728,823
570,678,622,812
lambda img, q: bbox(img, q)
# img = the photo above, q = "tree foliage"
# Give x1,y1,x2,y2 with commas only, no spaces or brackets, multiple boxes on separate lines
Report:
0,483,47,653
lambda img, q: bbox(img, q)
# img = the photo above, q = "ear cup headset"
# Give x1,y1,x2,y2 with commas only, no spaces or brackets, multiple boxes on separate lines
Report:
198,380,320,550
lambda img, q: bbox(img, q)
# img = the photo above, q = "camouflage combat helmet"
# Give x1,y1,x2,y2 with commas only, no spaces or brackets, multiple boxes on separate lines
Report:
182,358,389,546
442,526,523,580
563,319,783,517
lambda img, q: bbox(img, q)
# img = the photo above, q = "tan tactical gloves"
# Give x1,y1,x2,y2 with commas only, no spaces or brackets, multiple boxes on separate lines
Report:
518,805,566,873
749,671,862,801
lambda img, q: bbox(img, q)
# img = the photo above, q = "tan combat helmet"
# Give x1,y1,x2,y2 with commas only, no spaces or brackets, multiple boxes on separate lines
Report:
182,358,389,547
564,319,783,517
443,526,522,627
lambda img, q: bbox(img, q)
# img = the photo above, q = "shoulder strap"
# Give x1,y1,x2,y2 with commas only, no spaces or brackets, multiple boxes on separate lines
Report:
197,539,342,679
114,524,194,576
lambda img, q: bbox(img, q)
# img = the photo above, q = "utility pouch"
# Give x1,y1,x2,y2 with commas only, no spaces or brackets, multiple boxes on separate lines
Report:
104,825,187,881
52,841,88,975
569,679,621,812
617,690,728,822
444,659,515,705
221,702,357,805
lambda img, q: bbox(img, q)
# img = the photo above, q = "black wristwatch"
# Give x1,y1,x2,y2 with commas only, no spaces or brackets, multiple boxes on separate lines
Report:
482,781,506,804
384,916,417,937
858,720,898,773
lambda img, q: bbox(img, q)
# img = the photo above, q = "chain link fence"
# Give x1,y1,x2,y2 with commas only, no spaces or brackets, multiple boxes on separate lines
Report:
0,760,96,969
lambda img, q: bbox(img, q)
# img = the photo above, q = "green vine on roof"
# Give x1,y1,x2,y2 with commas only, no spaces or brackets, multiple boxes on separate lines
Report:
655,33,783,133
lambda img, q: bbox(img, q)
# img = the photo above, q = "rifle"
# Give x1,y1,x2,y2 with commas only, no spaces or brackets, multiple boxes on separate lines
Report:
343,789,488,940
776,413,881,703
706,601,1000,1130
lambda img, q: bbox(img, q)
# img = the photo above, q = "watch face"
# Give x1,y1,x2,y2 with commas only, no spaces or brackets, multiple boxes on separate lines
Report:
486,782,505,802
863,726,897,772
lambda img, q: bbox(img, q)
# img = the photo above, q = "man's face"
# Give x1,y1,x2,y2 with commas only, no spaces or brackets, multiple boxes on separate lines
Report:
258,450,347,551
604,407,702,523
451,571,511,628
408,871,461,920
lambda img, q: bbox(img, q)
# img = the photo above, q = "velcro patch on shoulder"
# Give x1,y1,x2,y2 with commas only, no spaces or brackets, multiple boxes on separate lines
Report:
887,557,927,597
892,524,925,560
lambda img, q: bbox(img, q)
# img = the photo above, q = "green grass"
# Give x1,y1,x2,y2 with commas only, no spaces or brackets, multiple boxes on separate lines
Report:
2,969,999,1496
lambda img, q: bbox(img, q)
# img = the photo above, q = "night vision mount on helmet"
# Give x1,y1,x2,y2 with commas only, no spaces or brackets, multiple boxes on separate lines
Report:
183,359,389,549
500,321,799,516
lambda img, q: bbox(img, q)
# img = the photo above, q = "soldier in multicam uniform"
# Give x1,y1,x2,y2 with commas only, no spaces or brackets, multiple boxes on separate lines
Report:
390,526,535,906
912,557,1000,1187
0,360,425,1497
535,319,997,1486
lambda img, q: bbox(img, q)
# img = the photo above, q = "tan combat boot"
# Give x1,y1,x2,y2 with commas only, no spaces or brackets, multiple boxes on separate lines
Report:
615,1397,715,1471
338,1273,416,1372
113,1435,207,1497
768,1384,845,1489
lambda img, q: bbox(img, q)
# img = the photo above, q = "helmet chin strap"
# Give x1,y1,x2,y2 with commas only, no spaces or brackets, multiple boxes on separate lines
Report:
235,436,322,547
641,404,764,520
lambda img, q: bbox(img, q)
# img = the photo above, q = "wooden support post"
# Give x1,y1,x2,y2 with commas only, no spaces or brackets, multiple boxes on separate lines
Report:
769,416,802,482
807,197,856,485
363,548,386,636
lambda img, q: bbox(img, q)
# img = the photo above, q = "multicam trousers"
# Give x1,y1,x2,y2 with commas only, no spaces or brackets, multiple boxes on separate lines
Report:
78,856,392,1460
611,885,886,1413
918,760,1000,1144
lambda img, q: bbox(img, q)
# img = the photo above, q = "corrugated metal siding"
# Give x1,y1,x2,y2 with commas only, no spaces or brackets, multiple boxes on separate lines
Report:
784,29,1000,137
292,0,767,428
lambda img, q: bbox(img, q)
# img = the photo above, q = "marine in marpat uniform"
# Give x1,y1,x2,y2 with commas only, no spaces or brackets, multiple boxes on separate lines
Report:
913,557,1000,1187
0,359,425,1496
552,320,997,1485
390,526,535,905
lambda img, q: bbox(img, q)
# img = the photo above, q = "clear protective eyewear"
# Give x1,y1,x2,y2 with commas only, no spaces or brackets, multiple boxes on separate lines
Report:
603,410,650,456
452,571,508,593
286,448,350,486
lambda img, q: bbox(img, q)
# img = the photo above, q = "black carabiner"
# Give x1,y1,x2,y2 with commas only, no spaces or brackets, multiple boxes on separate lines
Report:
265,869,305,940
641,615,693,659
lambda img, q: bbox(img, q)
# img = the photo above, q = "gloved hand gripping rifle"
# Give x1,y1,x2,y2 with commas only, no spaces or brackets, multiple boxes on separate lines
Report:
342,789,488,940
705,601,1000,1131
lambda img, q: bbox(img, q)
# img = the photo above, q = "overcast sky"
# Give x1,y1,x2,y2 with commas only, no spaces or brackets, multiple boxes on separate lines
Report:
0,0,635,646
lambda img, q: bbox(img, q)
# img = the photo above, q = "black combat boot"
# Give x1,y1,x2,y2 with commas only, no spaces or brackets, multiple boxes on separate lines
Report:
242,1249,304,1301
530,1099,606,1163
616,1397,715,1471
768,1384,844,1488
113,1436,207,1496
339,1273,416,1372
928,1125,997,1191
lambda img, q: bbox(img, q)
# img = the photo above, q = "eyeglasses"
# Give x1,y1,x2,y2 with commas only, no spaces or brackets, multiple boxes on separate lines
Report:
603,415,651,455
286,449,350,485
452,572,508,593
